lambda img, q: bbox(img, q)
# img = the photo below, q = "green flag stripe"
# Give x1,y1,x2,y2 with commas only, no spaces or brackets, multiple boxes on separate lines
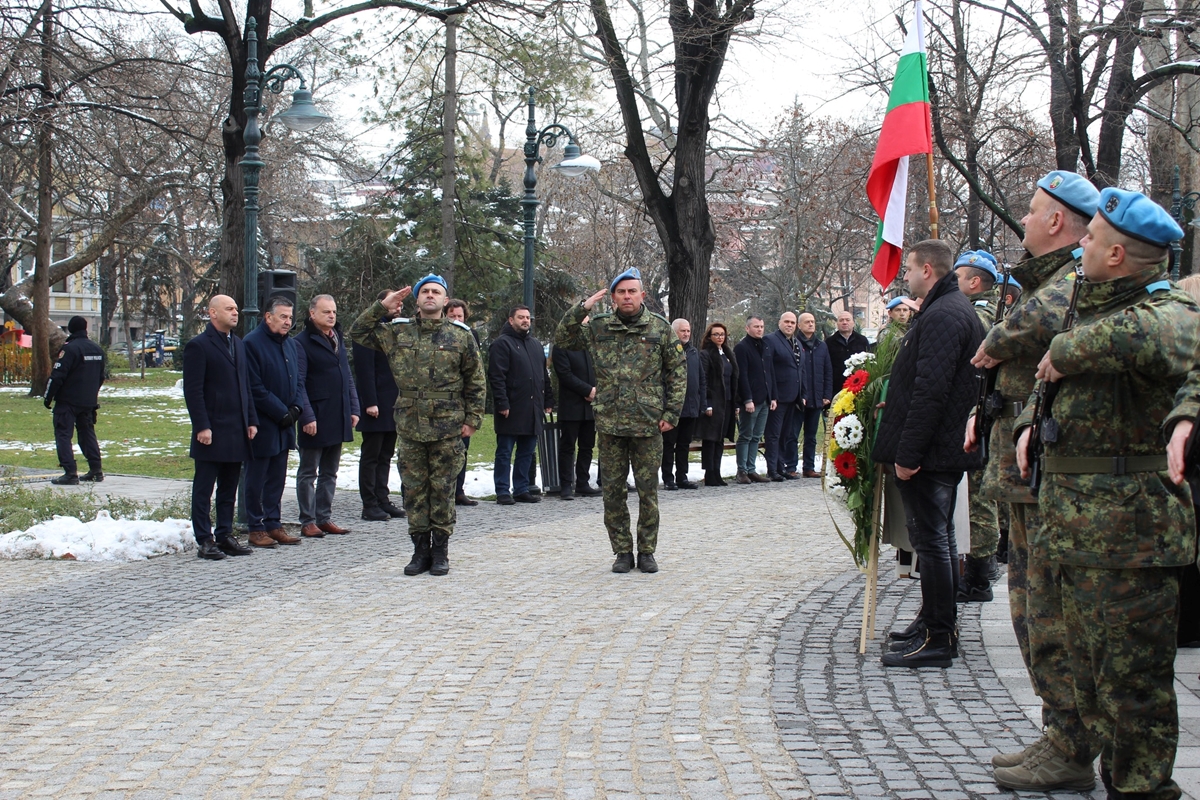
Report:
885,52,929,112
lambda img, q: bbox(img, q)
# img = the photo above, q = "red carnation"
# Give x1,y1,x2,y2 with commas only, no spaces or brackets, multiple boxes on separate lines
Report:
834,451,858,479
843,370,870,394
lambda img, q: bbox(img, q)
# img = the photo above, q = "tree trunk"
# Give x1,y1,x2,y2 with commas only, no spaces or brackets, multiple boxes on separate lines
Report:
440,13,461,286
1141,0,1175,208
29,3,53,398
1092,0,1146,187
1045,0,1083,171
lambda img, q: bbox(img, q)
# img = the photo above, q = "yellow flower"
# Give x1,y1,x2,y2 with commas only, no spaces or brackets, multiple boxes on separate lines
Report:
831,391,856,417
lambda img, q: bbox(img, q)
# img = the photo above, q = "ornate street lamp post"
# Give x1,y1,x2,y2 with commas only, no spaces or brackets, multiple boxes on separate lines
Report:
1170,164,1200,282
240,17,332,332
521,87,600,319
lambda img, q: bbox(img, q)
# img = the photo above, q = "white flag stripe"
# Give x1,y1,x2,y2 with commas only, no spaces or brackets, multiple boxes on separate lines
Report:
882,155,909,247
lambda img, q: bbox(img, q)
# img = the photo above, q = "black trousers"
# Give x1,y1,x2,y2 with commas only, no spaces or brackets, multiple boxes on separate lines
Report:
660,416,697,483
359,431,397,509
245,450,288,532
191,460,242,544
558,419,596,489
700,438,725,473
764,402,796,476
456,435,471,494
53,403,101,474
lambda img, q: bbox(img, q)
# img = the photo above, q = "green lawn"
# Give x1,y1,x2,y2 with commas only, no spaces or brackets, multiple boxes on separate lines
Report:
0,369,502,478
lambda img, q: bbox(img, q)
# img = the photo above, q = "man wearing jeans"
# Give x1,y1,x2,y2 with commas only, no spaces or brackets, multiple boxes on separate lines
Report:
733,316,776,483
872,239,985,667
489,305,552,505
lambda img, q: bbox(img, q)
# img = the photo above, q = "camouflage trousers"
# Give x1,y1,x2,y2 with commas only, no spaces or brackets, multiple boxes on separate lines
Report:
598,432,661,554
966,470,998,558
1060,564,1181,800
1009,503,1094,763
397,436,464,538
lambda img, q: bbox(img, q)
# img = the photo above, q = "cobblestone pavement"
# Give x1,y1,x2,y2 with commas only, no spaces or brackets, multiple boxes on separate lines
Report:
4,474,1199,799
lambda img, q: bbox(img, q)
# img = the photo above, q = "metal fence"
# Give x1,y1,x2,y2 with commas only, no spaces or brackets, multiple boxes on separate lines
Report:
0,341,31,384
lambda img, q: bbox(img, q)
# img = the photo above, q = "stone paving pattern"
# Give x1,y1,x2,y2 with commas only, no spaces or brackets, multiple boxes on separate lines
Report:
2,474,1198,798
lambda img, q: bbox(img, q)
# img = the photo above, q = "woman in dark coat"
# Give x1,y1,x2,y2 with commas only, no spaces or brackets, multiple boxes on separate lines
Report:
697,322,739,486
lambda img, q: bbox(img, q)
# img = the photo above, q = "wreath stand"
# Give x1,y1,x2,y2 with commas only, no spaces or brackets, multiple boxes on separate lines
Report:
858,465,885,654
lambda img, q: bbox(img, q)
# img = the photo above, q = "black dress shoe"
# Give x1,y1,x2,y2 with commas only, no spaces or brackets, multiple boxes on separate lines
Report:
513,491,541,503
197,540,226,560
783,472,801,480
381,501,407,518
559,486,575,500
51,473,79,485
80,470,104,482
496,495,515,506
215,536,253,556
576,484,602,497
361,507,390,521
769,473,786,482
677,479,699,489
455,493,478,507
612,552,634,573
663,481,678,490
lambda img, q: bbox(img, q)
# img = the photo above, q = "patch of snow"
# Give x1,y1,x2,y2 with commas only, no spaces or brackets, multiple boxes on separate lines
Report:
0,511,194,561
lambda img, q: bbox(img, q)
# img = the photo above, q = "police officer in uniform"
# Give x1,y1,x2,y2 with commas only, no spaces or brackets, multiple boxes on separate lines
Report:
44,316,105,484
965,171,1099,790
554,268,687,574
349,275,485,577
953,250,1002,601
1014,188,1199,799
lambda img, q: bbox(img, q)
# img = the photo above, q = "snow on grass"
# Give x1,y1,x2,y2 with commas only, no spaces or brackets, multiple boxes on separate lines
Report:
0,511,194,561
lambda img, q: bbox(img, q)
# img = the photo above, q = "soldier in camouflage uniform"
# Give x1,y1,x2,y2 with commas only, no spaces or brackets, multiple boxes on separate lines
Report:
954,249,1002,602
964,171,1099,789
554,267,687,574
1012,188,1198,799
350,275,486,577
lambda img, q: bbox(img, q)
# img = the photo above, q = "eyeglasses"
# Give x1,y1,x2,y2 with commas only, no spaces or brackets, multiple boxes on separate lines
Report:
710,332,726,338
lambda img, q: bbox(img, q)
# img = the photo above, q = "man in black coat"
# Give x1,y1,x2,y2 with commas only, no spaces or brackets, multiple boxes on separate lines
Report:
660,318,707,490
552,341,601,501
295,294,360,537
489,305,552,504
243,296,303,548
826,311,870,389
872,239,985,668
354,291,405,522
447,298,480,505
796,312,834,478
733,316,776,483
764,312,802,481
183,295,259,560
44,315,106,484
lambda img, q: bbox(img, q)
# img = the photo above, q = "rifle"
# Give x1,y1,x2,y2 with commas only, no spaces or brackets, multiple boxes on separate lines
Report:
973,268,1012,465
1027,263,1085,496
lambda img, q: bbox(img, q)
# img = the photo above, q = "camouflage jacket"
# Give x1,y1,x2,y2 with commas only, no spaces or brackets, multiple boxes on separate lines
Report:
978,244,1080,503
554,302,687,437
349,302,486,443
966,285,1001,328
1014,267,1199,568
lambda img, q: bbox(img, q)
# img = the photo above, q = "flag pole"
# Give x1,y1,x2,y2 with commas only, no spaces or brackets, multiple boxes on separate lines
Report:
926,151,939,239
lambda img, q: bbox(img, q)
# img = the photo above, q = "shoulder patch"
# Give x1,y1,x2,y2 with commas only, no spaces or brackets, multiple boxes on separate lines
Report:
590,311,614,321
388,317,412,324
674,342,684,354
450,319,471,332
1146,280,1171,295
1072,247,1084,260
974,300,988,307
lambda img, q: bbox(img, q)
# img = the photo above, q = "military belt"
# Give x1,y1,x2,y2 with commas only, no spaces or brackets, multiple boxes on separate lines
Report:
1041,455,1168,475
996,401,1025,418
398,390,458,400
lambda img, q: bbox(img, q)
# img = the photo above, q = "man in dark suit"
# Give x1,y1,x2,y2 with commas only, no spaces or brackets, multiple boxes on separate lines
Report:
733,315,776,483
355,291,404,522
764,312,802,481
183,294,259,561
243,296,303,548
44,315,106,484
489,305,552,504
796,312,834,478
552,341,602,501
295,294,360,537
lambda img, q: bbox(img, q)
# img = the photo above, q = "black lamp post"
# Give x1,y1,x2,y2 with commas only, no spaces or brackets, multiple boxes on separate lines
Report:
1170,164,1200,282
240,17,332,332
521,87,600,318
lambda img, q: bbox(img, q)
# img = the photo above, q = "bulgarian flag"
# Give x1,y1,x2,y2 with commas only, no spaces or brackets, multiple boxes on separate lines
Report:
866,0,933,288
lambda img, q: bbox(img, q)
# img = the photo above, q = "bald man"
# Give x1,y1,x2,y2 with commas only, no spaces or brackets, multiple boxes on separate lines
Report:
183,295,259,561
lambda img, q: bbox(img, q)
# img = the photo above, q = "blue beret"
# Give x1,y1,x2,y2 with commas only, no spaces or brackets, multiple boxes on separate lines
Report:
609,267,643,293
1004,276,1022,291
1037,171,1100,220
886,296,911,310
413,273,448,295
954,250,999,281
1098,188,1183,248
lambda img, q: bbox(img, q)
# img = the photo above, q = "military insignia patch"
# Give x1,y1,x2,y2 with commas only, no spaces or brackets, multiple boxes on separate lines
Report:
1048,175,1063,190
675,343,683,353
968,255,977,263
1106,196,1120,213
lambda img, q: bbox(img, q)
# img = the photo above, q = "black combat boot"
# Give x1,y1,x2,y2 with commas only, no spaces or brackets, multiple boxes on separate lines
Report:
404,533,432,576
881,630,955,668
956,556,994,603
429,531,450,576
982,554,1001,584
612,552,634,573
51,472,79,485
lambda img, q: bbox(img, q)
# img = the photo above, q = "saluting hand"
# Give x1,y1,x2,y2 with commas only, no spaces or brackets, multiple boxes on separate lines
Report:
1168,419,1193,486
381,287,412,313
581,288,607,311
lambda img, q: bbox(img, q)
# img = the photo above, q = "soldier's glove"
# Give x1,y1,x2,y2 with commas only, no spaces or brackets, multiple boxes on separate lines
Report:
43,397,51,409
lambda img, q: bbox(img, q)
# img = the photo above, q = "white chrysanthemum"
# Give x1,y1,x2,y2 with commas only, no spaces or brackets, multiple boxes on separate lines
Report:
828,482,847,500
843,352,875,376
826,472,842,490
833,414,864,450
